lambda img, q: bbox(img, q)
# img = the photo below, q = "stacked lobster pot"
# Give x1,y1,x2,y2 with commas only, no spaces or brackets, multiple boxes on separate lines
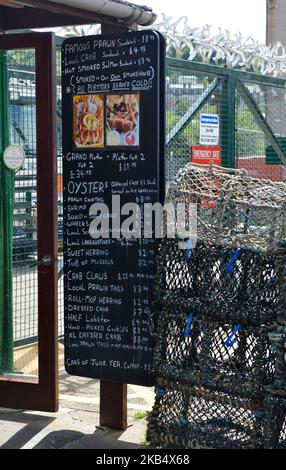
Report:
147,164,286,449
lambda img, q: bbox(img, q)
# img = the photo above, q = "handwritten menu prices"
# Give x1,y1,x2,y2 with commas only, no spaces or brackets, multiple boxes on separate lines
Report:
62,32,165,386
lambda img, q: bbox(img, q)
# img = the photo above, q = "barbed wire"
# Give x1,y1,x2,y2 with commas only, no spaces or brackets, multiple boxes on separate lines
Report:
60,14,286,77
151,14,286,77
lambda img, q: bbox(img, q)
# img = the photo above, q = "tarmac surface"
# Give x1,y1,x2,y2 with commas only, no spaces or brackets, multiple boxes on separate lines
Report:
0,372,155,449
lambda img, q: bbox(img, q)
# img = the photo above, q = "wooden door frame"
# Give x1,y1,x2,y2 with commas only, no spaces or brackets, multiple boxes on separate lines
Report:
0,32,58,412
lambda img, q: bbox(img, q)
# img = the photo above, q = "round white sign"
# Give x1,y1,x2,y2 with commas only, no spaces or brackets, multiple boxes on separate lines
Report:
3,144,26,171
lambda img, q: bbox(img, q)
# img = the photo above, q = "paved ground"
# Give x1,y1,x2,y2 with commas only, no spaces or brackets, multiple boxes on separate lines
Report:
0,372,155,449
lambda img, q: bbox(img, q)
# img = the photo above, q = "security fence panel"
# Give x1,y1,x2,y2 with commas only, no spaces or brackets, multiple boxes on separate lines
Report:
165,58,286,183
8,49,38,355
236,77,286,181
166,60,227,184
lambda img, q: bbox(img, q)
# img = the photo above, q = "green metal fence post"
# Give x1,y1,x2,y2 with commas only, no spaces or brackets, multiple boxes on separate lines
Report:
220,72,236,168
0,50,14,372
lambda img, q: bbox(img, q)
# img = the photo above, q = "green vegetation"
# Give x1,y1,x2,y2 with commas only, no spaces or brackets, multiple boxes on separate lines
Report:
142,438,151,446
133,411,147,421
9,50,35,68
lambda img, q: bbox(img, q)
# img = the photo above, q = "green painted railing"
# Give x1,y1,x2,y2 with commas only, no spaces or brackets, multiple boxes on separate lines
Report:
0,51,14,372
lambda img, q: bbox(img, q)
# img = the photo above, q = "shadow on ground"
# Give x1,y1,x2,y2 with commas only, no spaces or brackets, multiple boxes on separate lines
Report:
0,409,147,449
33,427,145,449
0,409,55,449
0,372,152,449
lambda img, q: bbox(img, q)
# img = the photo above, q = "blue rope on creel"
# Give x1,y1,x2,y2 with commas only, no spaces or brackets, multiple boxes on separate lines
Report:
155,387,166,397
225,248,241,274
184,312,193,337
225,324,242,347
185,239,193,262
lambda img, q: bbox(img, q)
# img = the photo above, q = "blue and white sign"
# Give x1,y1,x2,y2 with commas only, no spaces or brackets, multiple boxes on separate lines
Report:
199,114,220,145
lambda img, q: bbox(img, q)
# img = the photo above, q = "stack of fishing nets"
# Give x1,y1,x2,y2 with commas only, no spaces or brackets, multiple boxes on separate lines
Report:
147,164,286,449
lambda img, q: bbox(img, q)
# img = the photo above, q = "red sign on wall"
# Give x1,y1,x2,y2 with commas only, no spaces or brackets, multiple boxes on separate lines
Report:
192,146,221,166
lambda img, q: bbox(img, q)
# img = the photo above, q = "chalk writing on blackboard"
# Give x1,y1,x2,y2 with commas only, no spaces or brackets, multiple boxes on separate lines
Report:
62,31,165,386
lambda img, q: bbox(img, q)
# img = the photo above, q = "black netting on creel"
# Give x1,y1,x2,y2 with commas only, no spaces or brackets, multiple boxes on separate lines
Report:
147,165,286,449
146,382,286,449
153,240,279,326
150,240,286,397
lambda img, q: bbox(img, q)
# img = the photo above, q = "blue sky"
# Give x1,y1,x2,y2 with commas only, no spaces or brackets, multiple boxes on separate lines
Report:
132,0,266,42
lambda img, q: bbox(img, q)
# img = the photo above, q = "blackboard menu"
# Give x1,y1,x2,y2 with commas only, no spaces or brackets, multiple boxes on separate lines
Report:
62,31,165,386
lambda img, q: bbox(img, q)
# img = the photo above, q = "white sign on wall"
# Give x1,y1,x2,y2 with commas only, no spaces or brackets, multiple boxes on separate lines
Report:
3,144,26,171
199,114,220,145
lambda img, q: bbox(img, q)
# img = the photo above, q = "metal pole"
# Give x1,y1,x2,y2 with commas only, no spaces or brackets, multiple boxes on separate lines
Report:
0,50,14,372
221,72,236,168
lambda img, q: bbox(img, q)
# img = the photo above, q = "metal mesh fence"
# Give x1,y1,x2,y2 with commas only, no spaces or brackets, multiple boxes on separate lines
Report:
166,65,223,184
8,49,38,356
237,81,286,181
166,59,286,185
6,46,64,360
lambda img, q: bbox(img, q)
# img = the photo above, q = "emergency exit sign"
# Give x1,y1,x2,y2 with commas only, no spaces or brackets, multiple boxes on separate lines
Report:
192,145,221,166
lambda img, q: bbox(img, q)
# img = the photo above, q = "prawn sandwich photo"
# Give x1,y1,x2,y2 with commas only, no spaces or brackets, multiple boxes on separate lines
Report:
73,94,104,149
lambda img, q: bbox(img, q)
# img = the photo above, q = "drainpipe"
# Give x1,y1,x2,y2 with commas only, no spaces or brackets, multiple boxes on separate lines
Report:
48,0,157,26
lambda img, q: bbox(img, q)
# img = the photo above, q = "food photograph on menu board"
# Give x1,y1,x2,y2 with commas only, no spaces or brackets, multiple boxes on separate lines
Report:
73,94,104,149
106,94,140,147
